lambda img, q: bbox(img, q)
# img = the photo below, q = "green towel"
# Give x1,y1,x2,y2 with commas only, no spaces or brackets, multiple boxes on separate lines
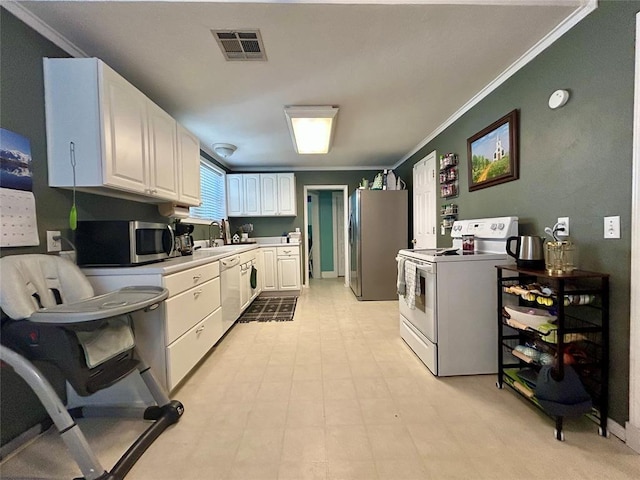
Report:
250,266,257,289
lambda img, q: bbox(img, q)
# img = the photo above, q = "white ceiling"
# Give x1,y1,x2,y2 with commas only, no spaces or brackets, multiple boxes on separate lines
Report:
9,1,591,171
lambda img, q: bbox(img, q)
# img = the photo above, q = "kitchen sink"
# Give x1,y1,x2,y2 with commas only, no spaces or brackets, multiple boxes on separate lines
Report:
193,244,256,257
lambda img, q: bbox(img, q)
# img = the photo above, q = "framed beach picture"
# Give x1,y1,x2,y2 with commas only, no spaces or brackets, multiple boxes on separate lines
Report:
467,109,519,192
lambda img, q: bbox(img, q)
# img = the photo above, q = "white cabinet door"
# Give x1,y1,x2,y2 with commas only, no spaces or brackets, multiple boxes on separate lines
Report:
277,173,297,216
262,248,278,290
243,174,261,216
260,174,278,216
256,249,264,295
277,256,301,290
101,63,149,194
147,101,178,201
226,174,243,216
226,174,260,216
177,124,201,206
413,152,437,249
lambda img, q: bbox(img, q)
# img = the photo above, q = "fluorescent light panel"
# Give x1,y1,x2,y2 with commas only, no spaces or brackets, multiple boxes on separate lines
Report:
284,106,338,154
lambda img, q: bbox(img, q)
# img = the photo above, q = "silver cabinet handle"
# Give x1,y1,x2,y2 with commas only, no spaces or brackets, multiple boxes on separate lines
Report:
196,325,205,334
193,274,202,282
193,289,203,298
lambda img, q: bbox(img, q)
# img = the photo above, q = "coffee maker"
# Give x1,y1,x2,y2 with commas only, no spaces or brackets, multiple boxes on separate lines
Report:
174,223,194,256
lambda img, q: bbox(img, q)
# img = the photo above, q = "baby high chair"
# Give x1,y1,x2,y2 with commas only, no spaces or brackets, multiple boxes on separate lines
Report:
0,254,183,480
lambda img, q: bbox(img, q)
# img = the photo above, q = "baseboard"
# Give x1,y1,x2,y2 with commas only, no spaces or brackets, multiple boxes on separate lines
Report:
626,421,640,454
606,418,626,441
0,420,52,461
321,271,338,278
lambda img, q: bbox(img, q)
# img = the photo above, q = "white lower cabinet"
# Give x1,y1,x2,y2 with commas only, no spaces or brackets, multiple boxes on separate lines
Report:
83,261,221,392
166,308,223,389
277,246,301,291
261,247,278,291
261,245,301,292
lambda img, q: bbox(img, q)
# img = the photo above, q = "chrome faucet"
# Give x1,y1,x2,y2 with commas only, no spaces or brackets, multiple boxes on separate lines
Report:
209,221,221,247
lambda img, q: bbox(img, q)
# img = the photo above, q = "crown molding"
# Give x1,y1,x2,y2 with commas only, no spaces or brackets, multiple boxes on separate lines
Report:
2,1,89,58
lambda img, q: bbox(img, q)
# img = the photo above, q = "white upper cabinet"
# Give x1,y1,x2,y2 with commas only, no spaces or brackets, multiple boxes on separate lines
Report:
260,173,296,216
260,174,278,216
176,124,201,206
227,173,296,217
226,174,243,216
226,173,261,216
43,57,200,205
243,174,261,216
276,173,296,216
147,101,179,201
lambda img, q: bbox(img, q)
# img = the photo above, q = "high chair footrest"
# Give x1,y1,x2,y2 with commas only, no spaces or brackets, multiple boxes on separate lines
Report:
85,359,139,395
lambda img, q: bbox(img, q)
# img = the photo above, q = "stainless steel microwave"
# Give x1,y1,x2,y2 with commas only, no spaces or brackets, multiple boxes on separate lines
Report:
76,220,175,266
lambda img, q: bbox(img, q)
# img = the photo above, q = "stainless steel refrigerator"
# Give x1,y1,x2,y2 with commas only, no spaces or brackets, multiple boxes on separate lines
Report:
349,189,408,301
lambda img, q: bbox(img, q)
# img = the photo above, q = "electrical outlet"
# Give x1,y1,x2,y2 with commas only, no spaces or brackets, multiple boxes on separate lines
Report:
47,231,62,252
604,216,620,239
556,217,569,237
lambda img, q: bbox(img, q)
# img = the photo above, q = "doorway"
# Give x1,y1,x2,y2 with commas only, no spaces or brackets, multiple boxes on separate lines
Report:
303,185,349,288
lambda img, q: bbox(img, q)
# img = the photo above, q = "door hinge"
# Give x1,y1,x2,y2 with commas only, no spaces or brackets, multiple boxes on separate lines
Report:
432,226,435,234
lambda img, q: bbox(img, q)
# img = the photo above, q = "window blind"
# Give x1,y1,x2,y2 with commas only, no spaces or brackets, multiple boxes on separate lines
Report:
189,159,226,222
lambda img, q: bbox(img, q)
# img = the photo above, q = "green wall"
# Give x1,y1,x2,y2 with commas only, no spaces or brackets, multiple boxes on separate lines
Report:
395,1,638,424
319,191,334,272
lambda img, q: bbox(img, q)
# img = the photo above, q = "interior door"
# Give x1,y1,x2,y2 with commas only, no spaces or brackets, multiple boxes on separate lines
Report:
333,191,345,276
349,191,361,297
413,151,437,248
309,192,321,279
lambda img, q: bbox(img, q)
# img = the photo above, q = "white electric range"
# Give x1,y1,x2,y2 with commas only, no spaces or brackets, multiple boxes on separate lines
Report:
397,216,518,376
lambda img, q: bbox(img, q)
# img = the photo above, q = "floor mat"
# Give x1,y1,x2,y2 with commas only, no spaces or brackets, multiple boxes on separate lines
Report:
237,296,298,323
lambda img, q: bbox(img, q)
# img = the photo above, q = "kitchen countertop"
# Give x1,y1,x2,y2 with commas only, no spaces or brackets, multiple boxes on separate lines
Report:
81,244,259,276
80,241,299,276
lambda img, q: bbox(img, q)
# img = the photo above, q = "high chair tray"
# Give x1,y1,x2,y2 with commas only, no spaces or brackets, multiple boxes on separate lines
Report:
29,286,169,323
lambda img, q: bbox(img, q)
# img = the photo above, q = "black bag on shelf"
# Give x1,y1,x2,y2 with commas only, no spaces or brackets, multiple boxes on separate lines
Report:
535,365,592,417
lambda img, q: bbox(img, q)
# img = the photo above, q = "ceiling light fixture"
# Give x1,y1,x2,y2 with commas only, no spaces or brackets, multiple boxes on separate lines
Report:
212,143,237,159
284,106,339,154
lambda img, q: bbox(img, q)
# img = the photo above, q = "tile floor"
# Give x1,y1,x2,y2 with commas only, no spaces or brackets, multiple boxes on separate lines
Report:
2,278,640,479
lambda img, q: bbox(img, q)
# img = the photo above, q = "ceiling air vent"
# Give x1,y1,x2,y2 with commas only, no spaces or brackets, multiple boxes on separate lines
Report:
212,30,267,61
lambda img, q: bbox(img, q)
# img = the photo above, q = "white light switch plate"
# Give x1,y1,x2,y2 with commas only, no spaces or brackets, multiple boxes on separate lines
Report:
604,216,620,239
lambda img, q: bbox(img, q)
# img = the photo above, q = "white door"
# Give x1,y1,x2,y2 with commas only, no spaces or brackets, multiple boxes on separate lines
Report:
413,151,437,249
333,191,345,276
309,192,321,279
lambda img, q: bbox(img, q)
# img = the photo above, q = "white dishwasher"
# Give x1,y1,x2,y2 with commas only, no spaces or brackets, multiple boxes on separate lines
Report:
220,255,241,332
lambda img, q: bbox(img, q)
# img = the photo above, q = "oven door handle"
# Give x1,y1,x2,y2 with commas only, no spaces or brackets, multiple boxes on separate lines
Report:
397,256,435,275
416,263,435,275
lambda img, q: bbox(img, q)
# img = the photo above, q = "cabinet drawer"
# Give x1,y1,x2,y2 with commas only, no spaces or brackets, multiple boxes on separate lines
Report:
277,246,299,257
164,261,219,296
166,307,223,390
165,277,220,343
